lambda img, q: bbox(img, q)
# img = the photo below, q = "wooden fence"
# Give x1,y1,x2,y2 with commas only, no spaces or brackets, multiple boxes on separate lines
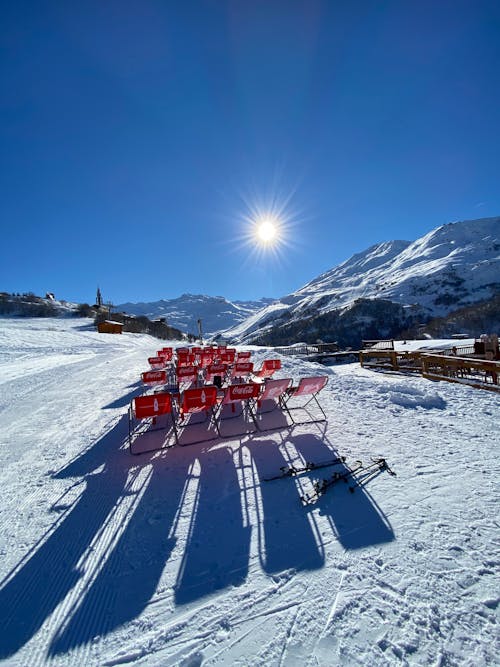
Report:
359,349,423,372
421,354,499,392
273,343,340,357
359,348,499,392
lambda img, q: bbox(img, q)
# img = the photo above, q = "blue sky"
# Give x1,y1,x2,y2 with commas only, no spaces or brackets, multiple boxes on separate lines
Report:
1,0,499,305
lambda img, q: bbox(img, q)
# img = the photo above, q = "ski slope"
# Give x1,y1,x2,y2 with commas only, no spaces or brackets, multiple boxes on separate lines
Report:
0,318,498,666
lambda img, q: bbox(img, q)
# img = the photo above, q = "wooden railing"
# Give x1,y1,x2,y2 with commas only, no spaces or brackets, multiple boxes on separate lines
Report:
359,349,423,372
421,355,499,392
435,344,475,356
273,343,339,357
359,348,499,391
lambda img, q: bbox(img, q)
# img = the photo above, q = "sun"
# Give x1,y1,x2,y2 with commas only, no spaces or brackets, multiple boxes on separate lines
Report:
232,193,300,263
256,217,279,245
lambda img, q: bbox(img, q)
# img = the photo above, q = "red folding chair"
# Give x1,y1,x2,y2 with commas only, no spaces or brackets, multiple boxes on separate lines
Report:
204,362,228,388
229,361,254,382
216,382,262,436
148,356,166,370
158,348,173,362
176,353,196,367
198,351,214,369
248,377,293,431
176,386,220,445
280,376,329,425
219,351,236,365
128,392,178,454
236,351,252,361
253,359,281,381
176,365,199,388
141,370,167,390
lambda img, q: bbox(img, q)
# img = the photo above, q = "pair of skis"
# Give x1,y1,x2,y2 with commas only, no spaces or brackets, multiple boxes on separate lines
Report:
301,458,396,505
263,455,396,504
263,456,346,481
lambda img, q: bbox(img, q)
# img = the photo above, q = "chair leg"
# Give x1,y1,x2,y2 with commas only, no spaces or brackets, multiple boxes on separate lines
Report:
280,392,327,425
250,398,293,432
247,400,260,430
175,408,220,446
216,401,258,437
128,405,133,452
129,410,178,456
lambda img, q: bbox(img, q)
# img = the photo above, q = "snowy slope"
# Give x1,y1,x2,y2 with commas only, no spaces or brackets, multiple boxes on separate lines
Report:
116,294,274,335
0,293,80,317
0,318,498,666
224,217,500,342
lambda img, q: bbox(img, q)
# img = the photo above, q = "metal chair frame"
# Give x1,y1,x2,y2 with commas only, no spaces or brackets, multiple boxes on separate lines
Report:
128,392,178,455
280,376,329,425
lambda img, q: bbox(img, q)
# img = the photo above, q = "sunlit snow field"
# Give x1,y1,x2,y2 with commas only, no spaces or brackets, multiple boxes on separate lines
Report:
0,318,498,666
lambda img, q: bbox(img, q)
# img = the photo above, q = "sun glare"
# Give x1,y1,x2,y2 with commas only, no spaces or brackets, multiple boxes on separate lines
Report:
256,218,278,244
230,190,301,266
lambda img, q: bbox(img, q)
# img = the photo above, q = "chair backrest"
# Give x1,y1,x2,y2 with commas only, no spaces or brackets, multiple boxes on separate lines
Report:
293,376,328,397
176,347,190,354
198,351,214,368
133,392,173,419
219,351,236,364
181,386,219,415
256,359,281,377
176,365,198,384
141,370,167,386
176,353,196,367
204,363,227,382
231,362,254,378
259,377,292,401
222,382,261,405
236,351,251,361
148,356,165,370
158,348,173,361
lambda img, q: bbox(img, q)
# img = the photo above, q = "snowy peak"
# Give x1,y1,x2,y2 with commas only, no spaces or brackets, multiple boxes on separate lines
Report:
295,240,411,296
394,217,498,269
324,239,410,279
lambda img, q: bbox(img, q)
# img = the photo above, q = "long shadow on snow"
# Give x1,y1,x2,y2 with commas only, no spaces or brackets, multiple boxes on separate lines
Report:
50,448,192,654
0,416,131,659
174,446,250,605
102,384,144,409
289,433,395,549
245,439,324,573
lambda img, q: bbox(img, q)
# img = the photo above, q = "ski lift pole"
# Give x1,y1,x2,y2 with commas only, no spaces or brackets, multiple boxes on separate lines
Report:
197,318,203,344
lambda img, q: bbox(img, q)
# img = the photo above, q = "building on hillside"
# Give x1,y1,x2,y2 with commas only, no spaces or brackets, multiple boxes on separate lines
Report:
95,287,103,308
97,320,123,334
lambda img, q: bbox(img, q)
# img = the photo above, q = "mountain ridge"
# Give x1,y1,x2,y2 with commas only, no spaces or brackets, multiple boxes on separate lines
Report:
221,216,500,344
116,293,275,335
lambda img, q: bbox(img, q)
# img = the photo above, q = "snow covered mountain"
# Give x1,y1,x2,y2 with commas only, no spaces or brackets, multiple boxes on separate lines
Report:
223,216,500,344
116,293,274,335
